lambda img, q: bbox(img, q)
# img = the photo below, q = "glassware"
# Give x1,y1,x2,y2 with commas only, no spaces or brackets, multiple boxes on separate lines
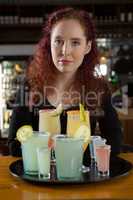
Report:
93,137,106,163
21,132,49,175
96,144,111,176
55,135,84,180
39,109,61,161
39,109,61,136
67,110,90,137
89,135,101,162
66,110,91,172
37,146,50,179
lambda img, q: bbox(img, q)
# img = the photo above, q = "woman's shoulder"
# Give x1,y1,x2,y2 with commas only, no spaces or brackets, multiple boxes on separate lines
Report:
92,77,110,92
91,77,111,95
86,77,111,110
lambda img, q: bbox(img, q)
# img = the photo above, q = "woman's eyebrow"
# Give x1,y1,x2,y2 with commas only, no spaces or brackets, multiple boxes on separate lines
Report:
54,35,62,39
71,38,82,41
54,36,82,41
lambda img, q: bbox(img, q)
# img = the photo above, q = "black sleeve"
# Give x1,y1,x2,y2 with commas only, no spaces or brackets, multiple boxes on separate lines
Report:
99,94,123,155
8,86,33,157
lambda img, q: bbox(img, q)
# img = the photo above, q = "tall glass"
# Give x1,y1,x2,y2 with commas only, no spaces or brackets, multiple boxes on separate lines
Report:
67,110,90,137
21,132,49,175
67,110,91,172
39,109,61,161
39,109,61,136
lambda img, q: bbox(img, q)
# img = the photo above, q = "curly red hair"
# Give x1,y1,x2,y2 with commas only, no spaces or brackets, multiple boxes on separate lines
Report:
27,7,101,104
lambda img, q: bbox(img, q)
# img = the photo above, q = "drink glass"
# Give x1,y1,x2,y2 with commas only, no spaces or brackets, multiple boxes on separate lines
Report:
93,137,106,163
37,147,50,179
67,110,91,172
55,135,84,180
67,110,90,137
39,109,61,136
96,144,111,176
89,136,101,162
39,109,61,161
21,132,49,175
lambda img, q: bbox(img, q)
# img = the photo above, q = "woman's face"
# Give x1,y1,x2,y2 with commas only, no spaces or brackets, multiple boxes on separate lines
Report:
50,19,91,73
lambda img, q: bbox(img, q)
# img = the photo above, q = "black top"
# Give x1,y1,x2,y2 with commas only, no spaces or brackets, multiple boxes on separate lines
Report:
8,82,123,165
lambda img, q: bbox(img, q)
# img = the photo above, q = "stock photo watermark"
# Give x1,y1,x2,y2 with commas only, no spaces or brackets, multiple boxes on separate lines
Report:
1,84,129,116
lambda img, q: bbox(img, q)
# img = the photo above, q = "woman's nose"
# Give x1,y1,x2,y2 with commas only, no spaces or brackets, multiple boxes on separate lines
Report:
62,42,71,56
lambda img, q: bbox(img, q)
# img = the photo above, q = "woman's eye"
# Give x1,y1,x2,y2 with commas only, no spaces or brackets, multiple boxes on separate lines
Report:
72,41,80,46
54,40,62,46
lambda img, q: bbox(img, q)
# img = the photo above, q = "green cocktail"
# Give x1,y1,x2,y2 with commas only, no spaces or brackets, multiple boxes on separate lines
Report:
21,132,49,175
55,136,84,180
37,147,50,179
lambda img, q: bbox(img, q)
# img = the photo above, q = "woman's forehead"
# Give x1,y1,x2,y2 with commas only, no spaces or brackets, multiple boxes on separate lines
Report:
51,19,86,38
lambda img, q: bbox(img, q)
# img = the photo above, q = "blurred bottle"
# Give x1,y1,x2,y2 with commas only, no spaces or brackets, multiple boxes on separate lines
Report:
128,12,132,22
120,13,125,22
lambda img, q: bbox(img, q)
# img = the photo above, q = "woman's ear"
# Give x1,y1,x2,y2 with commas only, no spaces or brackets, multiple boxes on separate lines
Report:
85,41,92,55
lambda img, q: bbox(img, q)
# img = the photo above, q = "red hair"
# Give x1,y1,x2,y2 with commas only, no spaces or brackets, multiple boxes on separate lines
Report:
27,7,101,105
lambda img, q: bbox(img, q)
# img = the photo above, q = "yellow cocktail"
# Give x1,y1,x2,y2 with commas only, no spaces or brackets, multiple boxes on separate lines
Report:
39,109,61,136
67,110,90,136
67,109,91,151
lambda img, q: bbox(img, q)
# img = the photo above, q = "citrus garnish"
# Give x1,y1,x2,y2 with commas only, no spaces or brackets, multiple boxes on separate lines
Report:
79,103,87,123
74,124,91,151
16,125,33,143
50,103,63,116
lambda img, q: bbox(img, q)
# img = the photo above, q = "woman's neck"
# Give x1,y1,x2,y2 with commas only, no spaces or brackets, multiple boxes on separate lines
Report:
46,71,80,108
51,71,77,91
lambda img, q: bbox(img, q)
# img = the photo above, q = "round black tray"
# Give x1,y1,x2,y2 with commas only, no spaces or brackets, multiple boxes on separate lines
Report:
9,156,133,185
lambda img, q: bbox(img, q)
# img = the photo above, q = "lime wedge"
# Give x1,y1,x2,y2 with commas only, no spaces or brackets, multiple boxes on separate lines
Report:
50,103,63,116
74,124,91,151
16,125,33,143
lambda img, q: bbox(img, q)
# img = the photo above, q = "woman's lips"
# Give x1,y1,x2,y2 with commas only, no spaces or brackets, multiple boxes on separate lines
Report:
58,60,73,64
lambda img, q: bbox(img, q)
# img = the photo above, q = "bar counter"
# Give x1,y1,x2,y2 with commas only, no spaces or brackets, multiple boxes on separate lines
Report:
117,108,133,145
0,153,133,199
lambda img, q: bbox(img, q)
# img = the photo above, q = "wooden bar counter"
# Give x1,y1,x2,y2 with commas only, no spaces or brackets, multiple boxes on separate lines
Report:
117,108,133,145
0,153,133,200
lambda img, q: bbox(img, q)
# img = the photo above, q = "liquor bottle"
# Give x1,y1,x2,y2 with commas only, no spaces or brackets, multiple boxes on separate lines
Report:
128,12,132,22
120,13,125,22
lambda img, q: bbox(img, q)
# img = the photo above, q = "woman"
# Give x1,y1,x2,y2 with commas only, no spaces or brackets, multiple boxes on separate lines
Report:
8,7,122,163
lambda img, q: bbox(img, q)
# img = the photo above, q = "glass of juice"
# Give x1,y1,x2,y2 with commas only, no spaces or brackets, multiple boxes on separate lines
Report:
21,132,49,175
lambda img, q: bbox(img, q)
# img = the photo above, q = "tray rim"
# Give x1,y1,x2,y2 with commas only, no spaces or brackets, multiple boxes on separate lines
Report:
9,156,133,185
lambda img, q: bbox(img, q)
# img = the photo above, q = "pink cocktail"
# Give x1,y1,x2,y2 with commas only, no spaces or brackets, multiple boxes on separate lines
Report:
96,144,111,176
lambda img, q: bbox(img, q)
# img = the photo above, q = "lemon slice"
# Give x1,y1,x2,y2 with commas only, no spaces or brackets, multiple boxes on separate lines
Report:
16,125,33,143
50,103,63,116
74,124,91,151
79,103,86,123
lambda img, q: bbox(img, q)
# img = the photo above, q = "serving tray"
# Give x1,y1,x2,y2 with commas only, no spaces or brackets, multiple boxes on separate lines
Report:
9,156,133,185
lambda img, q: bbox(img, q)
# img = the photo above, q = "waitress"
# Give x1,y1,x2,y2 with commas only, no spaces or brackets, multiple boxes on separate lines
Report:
8,7,122,165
